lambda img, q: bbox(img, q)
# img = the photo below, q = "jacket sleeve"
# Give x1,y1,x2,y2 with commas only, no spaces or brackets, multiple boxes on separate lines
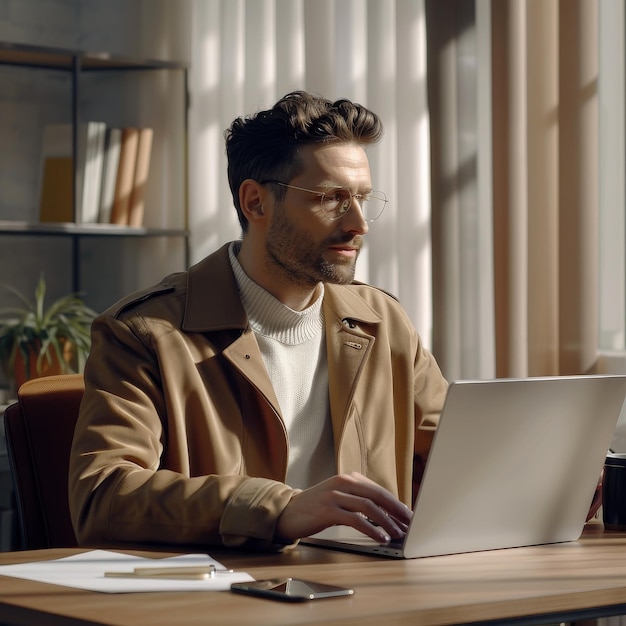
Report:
68,311,296,550
412,335,448,500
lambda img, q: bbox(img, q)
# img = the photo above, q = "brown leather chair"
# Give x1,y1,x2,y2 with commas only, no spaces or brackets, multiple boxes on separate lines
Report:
3,373,84,549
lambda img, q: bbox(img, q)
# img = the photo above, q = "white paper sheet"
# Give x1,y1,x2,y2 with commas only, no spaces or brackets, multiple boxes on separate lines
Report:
0,549,254,593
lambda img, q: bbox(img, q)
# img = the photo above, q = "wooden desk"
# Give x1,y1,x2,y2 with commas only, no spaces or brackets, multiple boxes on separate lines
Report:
0,525,625,626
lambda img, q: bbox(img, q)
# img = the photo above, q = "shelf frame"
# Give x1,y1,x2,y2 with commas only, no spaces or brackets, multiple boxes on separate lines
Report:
0,41,190,293
0,221,189,238
0,41,188,72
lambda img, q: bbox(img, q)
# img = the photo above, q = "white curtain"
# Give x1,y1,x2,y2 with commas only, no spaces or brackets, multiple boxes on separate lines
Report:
426,0,496,381
188,0,435,349
427,0,605,381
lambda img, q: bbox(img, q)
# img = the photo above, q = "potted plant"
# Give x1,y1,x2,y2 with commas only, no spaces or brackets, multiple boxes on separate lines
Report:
0,275,98,391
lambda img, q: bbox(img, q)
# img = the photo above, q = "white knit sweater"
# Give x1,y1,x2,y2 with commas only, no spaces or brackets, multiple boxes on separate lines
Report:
229,243,336,489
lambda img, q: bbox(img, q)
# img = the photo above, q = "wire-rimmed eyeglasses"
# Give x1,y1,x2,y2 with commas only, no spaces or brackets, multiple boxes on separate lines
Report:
260,180,387,223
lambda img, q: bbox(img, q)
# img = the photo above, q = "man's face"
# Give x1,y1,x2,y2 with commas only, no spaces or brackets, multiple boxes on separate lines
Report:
265,142,372,288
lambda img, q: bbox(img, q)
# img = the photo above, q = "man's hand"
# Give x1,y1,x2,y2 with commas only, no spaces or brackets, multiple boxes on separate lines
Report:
275,472,412,543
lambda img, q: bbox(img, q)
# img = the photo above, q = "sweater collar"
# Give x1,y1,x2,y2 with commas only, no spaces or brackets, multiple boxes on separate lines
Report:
229,242,324,345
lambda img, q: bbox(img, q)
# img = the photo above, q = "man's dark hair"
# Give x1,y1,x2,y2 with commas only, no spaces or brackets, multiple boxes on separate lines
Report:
224,91,383,231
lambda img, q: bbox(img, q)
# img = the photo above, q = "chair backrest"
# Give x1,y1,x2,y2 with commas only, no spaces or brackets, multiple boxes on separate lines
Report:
3,373,84,549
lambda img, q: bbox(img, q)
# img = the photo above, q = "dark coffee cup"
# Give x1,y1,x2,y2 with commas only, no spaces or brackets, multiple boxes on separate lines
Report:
603,453,626,530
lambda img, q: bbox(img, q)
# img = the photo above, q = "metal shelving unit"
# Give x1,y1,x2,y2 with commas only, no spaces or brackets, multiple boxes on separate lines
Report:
0,41,190,294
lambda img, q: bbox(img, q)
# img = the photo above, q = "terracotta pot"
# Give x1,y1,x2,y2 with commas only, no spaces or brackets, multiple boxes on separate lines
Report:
12,339,75,391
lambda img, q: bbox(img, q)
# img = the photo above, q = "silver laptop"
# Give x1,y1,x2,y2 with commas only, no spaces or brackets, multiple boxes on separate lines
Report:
304,375,626,559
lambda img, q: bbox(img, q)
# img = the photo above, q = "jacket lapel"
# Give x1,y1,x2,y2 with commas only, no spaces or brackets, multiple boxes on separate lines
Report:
182,243,248,332
323,285,382,444
181,243,282,415
222,329,282,414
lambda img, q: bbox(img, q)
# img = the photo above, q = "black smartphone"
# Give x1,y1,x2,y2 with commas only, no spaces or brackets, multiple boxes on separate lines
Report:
231,578,354,602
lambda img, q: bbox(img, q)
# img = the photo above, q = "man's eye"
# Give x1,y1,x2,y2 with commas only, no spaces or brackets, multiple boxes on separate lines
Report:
322,192,343,205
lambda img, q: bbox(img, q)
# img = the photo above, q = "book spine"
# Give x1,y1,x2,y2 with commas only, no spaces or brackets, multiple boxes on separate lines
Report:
38,123,72,222
98,128,122,224
81,122,107,224
127,128,154,228
39,157,74,222
110,128,139,225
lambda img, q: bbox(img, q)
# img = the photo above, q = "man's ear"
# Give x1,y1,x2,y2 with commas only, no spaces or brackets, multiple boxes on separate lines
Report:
239,179,269,225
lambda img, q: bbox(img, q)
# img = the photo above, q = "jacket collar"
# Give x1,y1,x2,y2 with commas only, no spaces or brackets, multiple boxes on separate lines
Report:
183,243,248,332
182,242,383,332
323,282,383,328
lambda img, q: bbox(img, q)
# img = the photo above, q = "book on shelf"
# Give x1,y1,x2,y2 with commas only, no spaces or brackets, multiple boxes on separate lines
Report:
98,128,122,224
82,122,106,223
39,157,73,222
127,127,154,227
38,122,106,224
109,127,139,225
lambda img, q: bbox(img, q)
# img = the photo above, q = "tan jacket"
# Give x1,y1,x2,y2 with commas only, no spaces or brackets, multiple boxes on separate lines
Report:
69,243,448,549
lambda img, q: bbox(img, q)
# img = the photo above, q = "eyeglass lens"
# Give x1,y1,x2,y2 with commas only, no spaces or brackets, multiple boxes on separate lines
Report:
324,190,387,222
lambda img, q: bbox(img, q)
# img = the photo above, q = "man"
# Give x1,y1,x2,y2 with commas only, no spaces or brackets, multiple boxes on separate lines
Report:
68,91,448,550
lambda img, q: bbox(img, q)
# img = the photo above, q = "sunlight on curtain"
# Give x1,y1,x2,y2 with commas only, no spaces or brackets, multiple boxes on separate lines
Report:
489,0,599,377
525,0,559,376
188,0,435,348
598,2,626,356
427,0,604,380
426,0,496,381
